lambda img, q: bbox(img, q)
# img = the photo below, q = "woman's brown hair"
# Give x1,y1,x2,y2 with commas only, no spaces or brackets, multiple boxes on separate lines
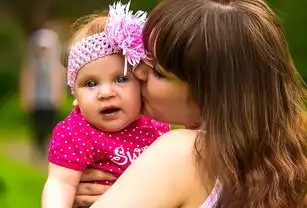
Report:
143,0,307,207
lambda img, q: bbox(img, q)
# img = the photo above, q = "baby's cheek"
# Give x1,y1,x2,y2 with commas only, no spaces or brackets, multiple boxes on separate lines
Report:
125,90,142,111
129,80,142,96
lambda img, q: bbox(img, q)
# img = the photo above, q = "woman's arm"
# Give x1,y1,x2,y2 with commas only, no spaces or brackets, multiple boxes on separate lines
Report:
90,129,206,208
42,163,82,208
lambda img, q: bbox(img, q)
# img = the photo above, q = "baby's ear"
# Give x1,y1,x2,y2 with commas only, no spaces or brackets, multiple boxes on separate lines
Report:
73,99,78,107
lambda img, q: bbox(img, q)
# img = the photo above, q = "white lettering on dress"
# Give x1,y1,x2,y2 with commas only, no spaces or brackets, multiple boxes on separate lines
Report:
111,146,149,166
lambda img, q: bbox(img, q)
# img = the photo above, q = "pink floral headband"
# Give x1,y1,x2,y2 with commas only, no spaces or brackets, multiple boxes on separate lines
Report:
67,1,147,92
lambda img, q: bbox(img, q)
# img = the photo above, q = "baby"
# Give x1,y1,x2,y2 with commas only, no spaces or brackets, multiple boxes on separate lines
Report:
42,2,170,208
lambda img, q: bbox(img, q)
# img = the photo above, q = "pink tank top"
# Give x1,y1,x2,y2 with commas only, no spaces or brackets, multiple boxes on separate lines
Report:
199,180,221,208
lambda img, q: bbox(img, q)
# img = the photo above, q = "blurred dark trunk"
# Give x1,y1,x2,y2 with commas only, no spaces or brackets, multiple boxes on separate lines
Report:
4,0,51,36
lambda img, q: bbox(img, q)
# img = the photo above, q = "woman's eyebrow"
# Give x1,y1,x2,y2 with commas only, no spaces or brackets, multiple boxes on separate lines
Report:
155,64,181,81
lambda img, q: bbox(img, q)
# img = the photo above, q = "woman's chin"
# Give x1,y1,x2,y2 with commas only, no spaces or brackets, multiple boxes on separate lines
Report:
141,105,161,121
141,101,178,124
141,105,152,118
141,98,152,117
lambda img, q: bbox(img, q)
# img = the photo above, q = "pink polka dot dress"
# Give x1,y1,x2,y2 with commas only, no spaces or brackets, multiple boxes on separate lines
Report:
48,107,170,185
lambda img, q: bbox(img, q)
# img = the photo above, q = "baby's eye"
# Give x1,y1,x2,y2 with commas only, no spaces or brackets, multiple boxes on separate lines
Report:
115,76,128,84
85,81,97,87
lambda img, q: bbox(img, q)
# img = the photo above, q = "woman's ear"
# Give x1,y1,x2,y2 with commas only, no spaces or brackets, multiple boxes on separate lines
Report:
73,99,78,107
133,63,149,81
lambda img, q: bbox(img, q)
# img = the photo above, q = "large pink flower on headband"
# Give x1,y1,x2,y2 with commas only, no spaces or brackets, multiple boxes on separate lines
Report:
104,1,147,73
67,1,147,93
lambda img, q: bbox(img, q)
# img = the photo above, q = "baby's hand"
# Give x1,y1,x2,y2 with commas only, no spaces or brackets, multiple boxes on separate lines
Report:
73,169,116,207
42,163,82,208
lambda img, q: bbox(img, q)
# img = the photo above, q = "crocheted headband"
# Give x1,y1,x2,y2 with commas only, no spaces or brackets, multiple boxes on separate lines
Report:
67,1,147,92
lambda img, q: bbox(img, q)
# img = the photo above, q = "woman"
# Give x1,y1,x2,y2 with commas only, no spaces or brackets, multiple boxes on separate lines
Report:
74,0,307,207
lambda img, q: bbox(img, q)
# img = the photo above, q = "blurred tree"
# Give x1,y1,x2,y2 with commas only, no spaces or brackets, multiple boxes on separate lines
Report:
268,0,307,81
3,0,158,36
0,4,24,101
3,0,51,35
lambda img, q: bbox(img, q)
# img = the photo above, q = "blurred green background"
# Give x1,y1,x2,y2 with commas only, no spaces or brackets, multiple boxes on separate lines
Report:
0,0,306,207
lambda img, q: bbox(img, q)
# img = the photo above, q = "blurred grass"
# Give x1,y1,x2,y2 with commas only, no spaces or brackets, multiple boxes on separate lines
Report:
0,92,70,208
0,94,30,142
0,93,74,142
0,153,46,208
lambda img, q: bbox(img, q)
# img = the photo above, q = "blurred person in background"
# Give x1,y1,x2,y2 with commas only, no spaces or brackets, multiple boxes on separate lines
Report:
20,21,66,158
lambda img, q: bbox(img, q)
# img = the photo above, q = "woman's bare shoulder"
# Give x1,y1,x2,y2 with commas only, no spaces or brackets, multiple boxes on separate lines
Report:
91,128,206,208
146,128,199,171
132,128,199,176
154,128,198,147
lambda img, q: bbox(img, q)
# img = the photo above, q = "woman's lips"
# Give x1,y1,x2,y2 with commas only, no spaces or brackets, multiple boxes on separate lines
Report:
141,93,148,101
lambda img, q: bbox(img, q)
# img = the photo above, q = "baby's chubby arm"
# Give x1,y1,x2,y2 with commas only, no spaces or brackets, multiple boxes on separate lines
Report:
42,163,82,208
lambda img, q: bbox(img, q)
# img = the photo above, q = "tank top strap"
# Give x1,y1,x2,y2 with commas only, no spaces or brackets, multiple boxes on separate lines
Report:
199,179,221,208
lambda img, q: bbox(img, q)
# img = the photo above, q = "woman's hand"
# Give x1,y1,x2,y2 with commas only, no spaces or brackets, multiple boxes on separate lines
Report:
73,169,116,207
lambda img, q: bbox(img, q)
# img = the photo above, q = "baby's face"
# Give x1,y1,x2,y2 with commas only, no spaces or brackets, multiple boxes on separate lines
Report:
74,54,141,132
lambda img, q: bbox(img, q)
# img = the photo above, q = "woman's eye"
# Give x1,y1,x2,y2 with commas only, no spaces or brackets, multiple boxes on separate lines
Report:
115,76,128,83
142,57,155,68
85,81,97,87
152,67,166,79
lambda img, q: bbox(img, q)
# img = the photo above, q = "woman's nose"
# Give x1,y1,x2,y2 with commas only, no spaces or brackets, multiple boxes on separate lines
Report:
133,62,149,81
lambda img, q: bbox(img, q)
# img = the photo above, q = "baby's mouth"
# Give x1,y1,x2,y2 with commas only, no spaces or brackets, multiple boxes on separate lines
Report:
100,107,121,115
